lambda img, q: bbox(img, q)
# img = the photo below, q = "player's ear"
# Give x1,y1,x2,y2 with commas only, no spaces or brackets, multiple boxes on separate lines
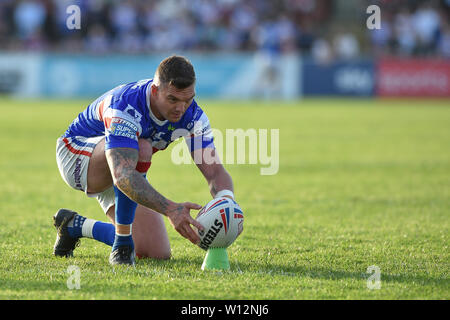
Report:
151,84,159,96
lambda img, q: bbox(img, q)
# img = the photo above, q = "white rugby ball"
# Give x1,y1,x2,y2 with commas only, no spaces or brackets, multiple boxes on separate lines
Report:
195,197,244,250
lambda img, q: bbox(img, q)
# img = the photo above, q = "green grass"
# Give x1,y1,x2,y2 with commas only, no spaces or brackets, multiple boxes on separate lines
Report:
0,97,448,299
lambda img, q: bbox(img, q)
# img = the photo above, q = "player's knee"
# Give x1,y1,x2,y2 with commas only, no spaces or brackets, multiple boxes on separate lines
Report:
136,247,171,260
138,138,153,162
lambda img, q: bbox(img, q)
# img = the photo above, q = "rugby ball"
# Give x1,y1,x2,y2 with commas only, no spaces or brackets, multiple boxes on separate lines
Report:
195,197,244,250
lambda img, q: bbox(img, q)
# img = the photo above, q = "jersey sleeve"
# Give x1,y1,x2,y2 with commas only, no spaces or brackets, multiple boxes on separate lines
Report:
184,110,215,152
101,95,143,151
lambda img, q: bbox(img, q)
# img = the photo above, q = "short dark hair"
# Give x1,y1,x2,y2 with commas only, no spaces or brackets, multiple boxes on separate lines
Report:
155,55,196,89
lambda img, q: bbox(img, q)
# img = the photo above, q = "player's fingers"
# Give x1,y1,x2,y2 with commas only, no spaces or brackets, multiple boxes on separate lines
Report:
183,224,200,244
184,202,202,210
175,225,191,242
175,221,198,244
189,216,205,231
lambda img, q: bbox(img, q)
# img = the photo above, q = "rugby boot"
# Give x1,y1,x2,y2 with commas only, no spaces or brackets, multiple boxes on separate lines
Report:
53,208,80,257
109,246,136,266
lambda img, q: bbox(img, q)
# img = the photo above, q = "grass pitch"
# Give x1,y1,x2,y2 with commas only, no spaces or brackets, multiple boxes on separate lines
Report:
0,97,448,300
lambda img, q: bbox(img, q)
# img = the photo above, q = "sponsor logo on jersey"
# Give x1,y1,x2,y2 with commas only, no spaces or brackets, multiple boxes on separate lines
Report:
108,117,139,140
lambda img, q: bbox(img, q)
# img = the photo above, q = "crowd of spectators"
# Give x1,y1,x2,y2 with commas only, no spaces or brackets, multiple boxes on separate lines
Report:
0,0,449,59
369,0,450,58
0,0,329,54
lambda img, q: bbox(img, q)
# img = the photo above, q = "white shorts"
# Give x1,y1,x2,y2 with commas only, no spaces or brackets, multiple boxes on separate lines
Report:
56,136,115,213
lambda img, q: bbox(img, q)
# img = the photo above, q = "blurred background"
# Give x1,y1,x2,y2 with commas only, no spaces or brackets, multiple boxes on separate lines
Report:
0,0,449,99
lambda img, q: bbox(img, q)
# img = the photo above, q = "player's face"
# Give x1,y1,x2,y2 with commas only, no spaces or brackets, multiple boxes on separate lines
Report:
151,83,195,123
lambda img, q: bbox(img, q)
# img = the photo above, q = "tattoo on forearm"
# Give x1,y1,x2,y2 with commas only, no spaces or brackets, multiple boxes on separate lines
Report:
106,147,172,215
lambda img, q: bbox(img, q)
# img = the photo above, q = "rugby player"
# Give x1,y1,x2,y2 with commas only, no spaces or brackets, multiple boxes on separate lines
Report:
53,55,235,265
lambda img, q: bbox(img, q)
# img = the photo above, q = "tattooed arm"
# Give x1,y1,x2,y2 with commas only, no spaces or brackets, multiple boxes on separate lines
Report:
105,147,204,244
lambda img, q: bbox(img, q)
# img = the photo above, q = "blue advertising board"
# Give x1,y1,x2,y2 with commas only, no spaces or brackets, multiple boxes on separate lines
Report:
302,59,375,96
36,53,299,99
0,52,299,99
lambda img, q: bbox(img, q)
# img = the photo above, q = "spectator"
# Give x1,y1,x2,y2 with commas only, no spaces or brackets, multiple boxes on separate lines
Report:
393,8,416,56
14,0,47,41
311,38,333,64
438,22,450,57
412,2,441,55
110,0,138,35
370,17,392,56
84,24,109,54
333,33,360,60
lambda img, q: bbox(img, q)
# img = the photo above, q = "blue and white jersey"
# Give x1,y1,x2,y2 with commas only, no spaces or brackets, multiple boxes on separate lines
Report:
63,79,214,154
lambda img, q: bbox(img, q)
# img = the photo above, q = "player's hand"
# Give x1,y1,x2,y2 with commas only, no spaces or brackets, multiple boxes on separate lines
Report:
166,202,204,245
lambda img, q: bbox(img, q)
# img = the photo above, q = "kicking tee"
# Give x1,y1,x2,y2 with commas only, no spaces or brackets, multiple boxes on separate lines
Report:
62,79,214,154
